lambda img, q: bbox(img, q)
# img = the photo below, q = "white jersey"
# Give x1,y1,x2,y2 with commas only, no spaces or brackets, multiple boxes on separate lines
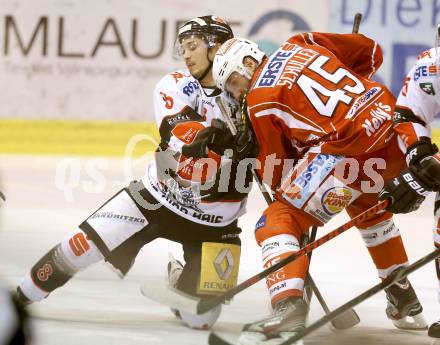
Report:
395,48,440,147
141,69,249,227
395,49,440,290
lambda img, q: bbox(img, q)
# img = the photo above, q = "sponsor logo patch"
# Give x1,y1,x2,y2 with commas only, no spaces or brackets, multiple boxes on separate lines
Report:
346,86,381,119
256,48,294,88
255,215,267,231
361,102,392,137
414,65,428,81
281,154,342,209
321,187,353,215
182,80,199,96
420,82,435,95
428,64,438,75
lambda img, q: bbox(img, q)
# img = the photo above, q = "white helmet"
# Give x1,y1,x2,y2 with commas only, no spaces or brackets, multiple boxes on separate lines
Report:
213,38,265,90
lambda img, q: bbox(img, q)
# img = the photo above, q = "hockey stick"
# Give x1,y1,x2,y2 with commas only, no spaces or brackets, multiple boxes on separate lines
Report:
208,248,440,345
305,227,360,330
302,229,360,329
198,200,387,313
140,278,200,314
215,96,273,204
352,13,362,33
276,248,440,345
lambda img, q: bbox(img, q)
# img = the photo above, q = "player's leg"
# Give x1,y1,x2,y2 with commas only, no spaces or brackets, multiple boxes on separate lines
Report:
165,217,242,330
237,201,315,345
429,192,440,337
255,202,314,307
2,286,31,345
15,186,155,305
239,152,357,344
347,193,426,330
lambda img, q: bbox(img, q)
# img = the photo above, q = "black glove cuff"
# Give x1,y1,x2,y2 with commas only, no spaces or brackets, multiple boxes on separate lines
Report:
412,156,440,192
406,137,438,166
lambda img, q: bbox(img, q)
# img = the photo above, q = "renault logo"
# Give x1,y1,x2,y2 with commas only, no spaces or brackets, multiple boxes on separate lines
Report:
214,248,234,280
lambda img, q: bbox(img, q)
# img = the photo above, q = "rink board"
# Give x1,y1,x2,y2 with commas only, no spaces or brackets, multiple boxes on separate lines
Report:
0,119,439,156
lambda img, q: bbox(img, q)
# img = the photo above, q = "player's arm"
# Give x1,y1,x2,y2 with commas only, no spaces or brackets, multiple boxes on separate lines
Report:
153,75,239,208
246,99,303,193
379,58,440,213
297,32,383,78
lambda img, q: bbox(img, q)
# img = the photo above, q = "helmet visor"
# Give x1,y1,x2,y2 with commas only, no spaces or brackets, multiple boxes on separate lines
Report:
173,33,214,60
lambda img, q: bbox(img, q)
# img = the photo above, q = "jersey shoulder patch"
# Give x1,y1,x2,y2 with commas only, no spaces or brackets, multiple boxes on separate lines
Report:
158,69,201,97
412,49,439,82
419,82,436,95
159,106,204,141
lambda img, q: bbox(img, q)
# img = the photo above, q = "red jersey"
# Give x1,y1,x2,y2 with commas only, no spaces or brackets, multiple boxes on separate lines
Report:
246,32,396,190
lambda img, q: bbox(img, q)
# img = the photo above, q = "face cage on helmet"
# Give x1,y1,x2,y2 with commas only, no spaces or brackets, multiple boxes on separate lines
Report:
173,33,219,60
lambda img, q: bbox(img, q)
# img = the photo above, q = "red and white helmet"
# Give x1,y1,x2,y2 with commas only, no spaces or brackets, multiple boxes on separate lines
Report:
213,38,265,90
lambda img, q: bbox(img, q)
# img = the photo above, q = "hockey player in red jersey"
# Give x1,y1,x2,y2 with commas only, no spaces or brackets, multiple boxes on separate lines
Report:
213,33,427,344
378,42,440,337
14,16,254,331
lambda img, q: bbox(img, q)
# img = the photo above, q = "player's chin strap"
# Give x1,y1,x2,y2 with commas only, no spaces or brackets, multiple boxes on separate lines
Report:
197,63,212,83
197,45,216,84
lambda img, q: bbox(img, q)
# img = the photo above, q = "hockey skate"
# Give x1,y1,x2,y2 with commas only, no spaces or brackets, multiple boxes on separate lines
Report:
12,286,33,307
384,268,427,330
429,319,440,338
238,297,307,345
167,253,184,319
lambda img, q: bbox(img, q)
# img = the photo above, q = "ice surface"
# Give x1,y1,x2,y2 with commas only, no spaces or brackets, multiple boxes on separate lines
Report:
0,155,439,345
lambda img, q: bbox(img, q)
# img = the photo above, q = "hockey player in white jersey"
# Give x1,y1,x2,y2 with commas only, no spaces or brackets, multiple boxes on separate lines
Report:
379,38,440,337
14,15,255,330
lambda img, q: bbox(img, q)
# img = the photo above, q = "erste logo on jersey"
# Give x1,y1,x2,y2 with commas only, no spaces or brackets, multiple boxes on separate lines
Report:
256,43,318,90
414,64,438,81
321,187,353,215
256,48,294,87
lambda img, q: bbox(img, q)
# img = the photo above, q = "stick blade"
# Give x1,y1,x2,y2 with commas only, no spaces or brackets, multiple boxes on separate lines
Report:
197,296,222,315
140,279,199,314
208,332,233,345
329,308,360,330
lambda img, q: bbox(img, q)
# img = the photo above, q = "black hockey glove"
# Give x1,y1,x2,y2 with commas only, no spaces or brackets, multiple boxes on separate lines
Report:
379,156,440,214
233,122,259,160
415,155,440,191
208,119,259,160
181,119,234,158
404,137,440,191
379,166,428,213
405,136,438,165
232,99,259,161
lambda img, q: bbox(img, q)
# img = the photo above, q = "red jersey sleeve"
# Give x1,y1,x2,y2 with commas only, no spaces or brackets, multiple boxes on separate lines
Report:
289,32,383,79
